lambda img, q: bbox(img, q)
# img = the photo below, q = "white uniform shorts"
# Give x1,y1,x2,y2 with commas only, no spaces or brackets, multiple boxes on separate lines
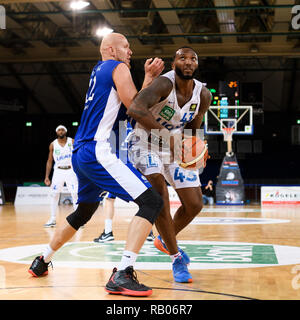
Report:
51,168,78,194
128,139,201,190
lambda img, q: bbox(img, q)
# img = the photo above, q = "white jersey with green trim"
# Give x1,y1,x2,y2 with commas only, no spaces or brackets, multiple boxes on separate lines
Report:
133,70,203,135
52,137,73,169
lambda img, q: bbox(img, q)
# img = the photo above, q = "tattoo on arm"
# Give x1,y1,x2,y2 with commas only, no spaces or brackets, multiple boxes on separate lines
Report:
127,77,172,120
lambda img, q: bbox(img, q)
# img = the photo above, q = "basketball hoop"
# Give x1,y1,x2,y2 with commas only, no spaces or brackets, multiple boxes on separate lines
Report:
222,127,235,142
222,127,236,156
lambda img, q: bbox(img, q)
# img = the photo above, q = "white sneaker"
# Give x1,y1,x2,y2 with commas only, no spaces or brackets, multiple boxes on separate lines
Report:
44,220,56,228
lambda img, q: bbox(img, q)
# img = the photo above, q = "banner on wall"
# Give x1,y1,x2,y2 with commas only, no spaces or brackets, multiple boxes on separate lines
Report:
15,186,70,205
14,186,182,208
215,154,245,205
261,186,300,205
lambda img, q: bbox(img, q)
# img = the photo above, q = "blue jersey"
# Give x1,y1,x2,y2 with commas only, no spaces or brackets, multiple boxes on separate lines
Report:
74,60,128,152
71,59,151,204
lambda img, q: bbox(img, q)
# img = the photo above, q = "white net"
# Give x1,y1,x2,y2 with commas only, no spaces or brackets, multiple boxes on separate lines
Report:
222,128,235,142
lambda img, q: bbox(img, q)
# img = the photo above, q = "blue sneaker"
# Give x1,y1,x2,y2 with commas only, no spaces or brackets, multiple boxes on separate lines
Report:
172,255,193,283
178,247,190,265
154,235,190,265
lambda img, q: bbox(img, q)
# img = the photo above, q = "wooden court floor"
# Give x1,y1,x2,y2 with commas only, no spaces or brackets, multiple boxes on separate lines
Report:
1,203,300,300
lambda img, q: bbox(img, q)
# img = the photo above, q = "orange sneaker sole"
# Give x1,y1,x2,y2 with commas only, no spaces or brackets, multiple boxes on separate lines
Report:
154,237,170,255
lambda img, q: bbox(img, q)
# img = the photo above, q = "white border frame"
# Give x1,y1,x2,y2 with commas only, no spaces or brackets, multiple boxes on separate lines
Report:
204,105,253,135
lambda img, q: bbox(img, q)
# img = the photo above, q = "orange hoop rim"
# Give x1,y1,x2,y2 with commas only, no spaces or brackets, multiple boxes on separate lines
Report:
222,127,235,133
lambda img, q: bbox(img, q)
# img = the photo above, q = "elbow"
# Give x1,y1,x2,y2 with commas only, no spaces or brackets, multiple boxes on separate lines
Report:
126,106,133,118
126,106,140,121
126,108,135,120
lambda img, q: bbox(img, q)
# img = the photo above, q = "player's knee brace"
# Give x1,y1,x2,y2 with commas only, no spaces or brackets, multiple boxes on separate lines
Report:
66,202,99,230
134,188,164,225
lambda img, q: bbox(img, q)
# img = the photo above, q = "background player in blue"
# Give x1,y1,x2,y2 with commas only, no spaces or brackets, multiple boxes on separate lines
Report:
28,32,164,297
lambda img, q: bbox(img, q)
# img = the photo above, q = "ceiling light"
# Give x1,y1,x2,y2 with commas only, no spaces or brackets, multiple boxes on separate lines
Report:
121,1,133,8
249,0,260,5
70,1,90,10
96,27,114,37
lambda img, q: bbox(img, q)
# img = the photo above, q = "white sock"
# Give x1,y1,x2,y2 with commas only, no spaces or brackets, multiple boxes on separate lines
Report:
71,193,78,211
170,252,181,263
50,193,60,220
105,219,113,234
119,251,137,270
43,244,55,263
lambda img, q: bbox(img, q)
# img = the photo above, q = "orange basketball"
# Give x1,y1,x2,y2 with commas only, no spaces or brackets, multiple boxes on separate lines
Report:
179,136,207,170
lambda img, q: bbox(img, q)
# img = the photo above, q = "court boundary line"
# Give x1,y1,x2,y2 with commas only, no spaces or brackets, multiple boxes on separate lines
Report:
138,270,258,300
0,284,258,300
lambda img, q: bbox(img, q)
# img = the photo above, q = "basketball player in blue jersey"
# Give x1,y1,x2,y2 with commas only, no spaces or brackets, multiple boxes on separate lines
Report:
127,47,212,283
28,33,165,297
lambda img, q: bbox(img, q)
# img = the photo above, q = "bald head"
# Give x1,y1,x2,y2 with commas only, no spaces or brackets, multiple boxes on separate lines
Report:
100,33,126,56
100,33,132,67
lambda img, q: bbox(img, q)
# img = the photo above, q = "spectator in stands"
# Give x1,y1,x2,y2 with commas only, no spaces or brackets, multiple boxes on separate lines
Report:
202,180,214,205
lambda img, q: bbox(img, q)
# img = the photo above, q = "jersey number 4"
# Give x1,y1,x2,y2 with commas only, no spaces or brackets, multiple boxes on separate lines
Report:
174,167,197,183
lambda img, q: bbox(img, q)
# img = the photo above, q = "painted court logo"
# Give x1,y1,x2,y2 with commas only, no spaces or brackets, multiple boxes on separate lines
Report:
1,241,300,270
0,266,5,289
0,5,5,30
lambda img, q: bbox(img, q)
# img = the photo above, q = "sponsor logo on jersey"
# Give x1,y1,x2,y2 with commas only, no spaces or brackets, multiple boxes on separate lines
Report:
156,117,185,130
159,106,175,121
56,154,72,161
55,150,60,155
189,103,197,111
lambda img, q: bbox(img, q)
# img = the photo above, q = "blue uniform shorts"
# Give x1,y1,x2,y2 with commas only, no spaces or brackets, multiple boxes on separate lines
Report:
72,141,151,203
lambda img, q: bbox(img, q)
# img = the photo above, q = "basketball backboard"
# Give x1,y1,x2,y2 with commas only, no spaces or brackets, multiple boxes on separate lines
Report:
204,106,253,136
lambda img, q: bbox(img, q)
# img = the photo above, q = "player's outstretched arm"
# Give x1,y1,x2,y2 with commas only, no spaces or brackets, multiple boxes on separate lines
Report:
44,143,54,186
184,86,212,134
126,76,173,131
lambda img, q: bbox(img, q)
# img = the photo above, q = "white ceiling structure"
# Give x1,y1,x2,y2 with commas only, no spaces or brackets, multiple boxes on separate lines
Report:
0,0,299,113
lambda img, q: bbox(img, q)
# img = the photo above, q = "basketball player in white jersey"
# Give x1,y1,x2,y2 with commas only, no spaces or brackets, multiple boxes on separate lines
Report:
44,125,78,227
127,47,212,282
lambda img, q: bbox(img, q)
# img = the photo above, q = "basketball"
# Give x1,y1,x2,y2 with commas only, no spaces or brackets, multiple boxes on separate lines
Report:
179,136,207,170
